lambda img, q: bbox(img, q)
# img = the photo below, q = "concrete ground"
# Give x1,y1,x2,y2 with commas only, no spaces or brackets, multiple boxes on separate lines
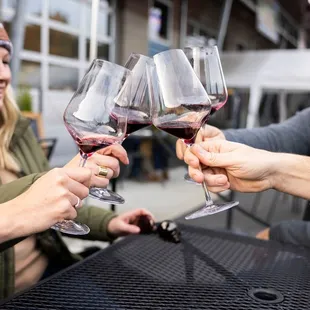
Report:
63,167,306,253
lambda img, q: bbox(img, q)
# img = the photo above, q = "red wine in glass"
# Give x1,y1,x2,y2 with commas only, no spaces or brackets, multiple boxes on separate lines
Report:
112,108,152,138
156,121,202,145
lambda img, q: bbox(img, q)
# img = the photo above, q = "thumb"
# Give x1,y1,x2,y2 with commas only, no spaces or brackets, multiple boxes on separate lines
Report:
191,143,233,168
201,125,221,139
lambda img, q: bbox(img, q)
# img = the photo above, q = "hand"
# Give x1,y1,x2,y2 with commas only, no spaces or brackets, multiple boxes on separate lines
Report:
185,139,276,193
107,209,155,237
7,167,92,237
176,125,225,160
65,144,129,188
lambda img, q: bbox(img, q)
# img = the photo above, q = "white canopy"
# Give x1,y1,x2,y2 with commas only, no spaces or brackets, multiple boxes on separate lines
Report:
220,50,310,127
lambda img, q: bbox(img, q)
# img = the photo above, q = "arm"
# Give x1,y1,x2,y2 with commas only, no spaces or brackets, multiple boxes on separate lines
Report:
223,107,310,155
0,168,91,249
186,139,310,200
270,152,310,200
75,206,117,242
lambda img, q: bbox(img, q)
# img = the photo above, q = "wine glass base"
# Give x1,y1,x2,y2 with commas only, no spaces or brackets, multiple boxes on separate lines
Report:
51,220,90,235
185,200,239,220
184,173,201,185
89,187,125,204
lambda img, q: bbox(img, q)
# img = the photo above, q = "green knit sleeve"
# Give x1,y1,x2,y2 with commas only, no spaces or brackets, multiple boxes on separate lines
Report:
74,206,117,242
0,173,45,203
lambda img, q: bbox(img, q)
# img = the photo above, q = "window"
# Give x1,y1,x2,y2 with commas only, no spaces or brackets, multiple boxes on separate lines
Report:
85,5,111,37
151,1,171,41
49,29,79,59
24,24,41,52
49,65,79,91
18,61,41,89
86,40,110,60
3,0,42,16
49,0,80,28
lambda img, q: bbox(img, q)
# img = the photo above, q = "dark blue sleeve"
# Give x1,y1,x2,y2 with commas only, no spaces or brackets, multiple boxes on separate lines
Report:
269,220,310,248
223,107,310,155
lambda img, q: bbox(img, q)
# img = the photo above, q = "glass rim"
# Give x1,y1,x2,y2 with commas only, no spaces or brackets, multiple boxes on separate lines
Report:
90,58,132,74
183,45,219,55
153,48,184,59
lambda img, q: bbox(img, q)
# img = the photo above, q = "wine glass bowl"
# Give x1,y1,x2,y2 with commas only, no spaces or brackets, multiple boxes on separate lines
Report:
184,46,228,114
123,53,153,137
149,49,211,146
183,46,228,184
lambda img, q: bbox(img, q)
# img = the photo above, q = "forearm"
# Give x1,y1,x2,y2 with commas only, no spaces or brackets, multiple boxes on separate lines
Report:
224,108,310,155
72,206,117,241
270,153,310,199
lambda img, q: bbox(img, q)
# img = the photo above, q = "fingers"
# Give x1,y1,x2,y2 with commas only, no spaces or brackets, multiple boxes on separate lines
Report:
190,142,236,168
188,166,204,183
89,153,120,178
97,144,129,165
176,139,187,160
188,166,230,192
62,167,92,187
203,168,229,188
131,208,156,223
118,222,141,234
184,148,201,169
65,178,90,202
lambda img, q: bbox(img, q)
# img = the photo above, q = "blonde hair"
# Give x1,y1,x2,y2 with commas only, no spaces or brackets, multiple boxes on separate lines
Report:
0,84,20,172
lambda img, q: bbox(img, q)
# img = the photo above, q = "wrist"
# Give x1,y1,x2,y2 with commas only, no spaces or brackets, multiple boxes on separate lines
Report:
269,153,310,198
106,216,118,239
0,200,21,243
267,152,285,190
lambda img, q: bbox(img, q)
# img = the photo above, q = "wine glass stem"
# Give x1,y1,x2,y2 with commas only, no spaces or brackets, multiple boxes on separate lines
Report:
201,175,214,206
185,141,214,206
79,153,88,168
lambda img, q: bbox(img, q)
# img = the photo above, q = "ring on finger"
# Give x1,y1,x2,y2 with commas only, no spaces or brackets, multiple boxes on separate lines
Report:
74,196,80,208
98,165,109,178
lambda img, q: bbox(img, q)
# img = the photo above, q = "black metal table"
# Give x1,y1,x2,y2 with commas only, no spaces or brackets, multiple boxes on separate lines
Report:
1,223,310,309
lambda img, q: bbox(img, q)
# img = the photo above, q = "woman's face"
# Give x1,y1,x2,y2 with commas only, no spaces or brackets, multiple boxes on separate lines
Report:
0,47,11,109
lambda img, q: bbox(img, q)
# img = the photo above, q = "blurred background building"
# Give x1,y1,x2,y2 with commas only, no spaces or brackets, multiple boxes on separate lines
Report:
1,0,309,166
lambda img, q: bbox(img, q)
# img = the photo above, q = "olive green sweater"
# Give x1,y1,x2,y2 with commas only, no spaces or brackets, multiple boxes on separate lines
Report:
0,116,117,299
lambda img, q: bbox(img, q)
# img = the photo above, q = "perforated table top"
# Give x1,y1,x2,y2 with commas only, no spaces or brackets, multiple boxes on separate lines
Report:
1,223,310,309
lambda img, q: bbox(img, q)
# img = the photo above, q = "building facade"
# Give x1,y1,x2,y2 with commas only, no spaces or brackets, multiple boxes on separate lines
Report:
1,0,303,165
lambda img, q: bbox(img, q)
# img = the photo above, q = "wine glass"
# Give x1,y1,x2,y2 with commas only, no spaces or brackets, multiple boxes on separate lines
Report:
122,53,153,138
51,59,132,235
147,49,238,219
183,46,228,184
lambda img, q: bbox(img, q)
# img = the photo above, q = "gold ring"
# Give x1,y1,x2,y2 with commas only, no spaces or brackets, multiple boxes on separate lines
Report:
98,166,109,178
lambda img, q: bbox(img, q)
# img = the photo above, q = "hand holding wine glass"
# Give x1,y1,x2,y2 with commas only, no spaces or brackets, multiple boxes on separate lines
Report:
52,59,132,235
147,49,238,219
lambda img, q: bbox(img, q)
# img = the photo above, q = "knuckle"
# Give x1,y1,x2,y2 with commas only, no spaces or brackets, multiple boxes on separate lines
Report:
55,173,67,185
81,186,90,198
58,187,69,199
208,152,217,164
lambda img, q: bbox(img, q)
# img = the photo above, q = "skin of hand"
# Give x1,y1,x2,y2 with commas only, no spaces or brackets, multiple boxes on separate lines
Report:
0,167,92,242
107,208,155,237
184,139,276,193
176,125,225,161
176,125,228,190
65,144,129,188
